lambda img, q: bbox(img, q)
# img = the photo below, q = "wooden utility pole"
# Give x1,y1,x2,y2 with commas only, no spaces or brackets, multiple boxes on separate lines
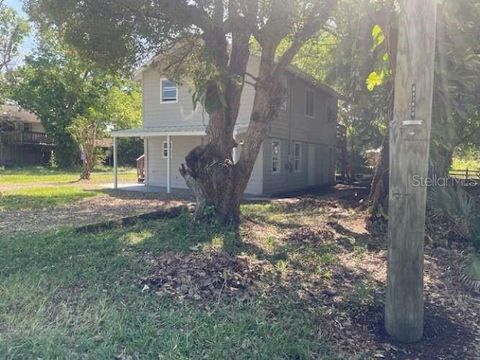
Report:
385,0,437,343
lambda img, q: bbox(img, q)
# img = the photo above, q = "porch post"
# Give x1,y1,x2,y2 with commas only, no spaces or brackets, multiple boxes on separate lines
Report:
232,135,237,164
145,137,149,188
167,135,171,193
113,136,118,189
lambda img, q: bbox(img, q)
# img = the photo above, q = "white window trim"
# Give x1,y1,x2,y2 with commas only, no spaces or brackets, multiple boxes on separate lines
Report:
271,140,281,175
293,142,302,173
162,141,171,159
305,89,315,118
160,78,178,104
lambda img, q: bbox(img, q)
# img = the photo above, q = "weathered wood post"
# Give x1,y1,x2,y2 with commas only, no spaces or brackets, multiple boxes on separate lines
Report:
385,0,437,343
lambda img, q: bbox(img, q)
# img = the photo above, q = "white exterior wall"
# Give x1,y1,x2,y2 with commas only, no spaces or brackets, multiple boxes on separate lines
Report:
142,57,259,128
139,55,337,196
145,135,264,195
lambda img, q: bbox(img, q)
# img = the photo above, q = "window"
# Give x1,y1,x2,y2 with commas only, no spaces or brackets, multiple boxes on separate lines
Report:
305,89,315,118
293,142,301,172
272,140,281,174
162,141,170,158
161,79,178,103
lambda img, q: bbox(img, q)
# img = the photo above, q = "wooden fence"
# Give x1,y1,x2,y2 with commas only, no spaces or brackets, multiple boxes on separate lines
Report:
449,169,480,180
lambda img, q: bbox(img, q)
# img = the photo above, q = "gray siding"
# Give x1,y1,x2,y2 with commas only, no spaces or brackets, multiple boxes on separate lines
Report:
270,76,337,145
142,59,259,128
146,135,264,195
146,136,204,189
142,69,207,128
262,138,336,195
263,75,337,195
140,56,337,196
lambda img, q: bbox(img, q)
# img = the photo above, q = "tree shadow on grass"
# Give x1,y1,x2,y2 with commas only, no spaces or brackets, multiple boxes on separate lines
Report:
99,188,194,202
1,204,476,360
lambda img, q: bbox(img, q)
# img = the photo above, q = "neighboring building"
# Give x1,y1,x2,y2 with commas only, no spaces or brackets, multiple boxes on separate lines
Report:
0,102,53,166
112,56,338,196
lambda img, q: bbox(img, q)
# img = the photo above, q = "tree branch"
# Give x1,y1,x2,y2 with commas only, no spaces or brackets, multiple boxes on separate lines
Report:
273,0,337,77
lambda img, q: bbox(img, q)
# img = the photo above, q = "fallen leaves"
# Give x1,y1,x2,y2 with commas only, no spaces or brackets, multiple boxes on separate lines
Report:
140,251,269,306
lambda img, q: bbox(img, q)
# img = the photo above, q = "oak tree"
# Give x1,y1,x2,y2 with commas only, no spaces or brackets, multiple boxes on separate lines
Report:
26,0,337,224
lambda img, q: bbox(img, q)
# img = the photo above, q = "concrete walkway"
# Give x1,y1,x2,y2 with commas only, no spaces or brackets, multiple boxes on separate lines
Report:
107,183,271,201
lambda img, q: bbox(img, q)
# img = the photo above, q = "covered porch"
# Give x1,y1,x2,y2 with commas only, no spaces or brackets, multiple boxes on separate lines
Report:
111,124,248,194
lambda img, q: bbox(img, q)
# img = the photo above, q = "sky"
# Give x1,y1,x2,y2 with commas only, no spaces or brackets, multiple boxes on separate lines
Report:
5,0,36,62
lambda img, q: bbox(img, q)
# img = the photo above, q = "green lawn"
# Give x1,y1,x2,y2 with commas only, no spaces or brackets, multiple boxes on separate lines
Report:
0,208,340,360
0,186,99,211
0,166,137,185
0,167,137,211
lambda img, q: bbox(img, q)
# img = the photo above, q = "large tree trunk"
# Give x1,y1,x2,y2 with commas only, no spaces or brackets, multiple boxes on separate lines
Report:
180,75,285,226
180,141,241,224
369,134,389,215
177,0,334,226
179,27,251,225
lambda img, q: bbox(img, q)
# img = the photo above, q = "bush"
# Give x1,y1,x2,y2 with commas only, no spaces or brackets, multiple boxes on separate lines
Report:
429,185,480,247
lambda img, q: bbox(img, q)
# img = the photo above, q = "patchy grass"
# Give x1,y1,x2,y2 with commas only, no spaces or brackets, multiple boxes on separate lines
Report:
0,212,336,360
1,199,477,359
0,166,136,186
0,186,99,211
0,166,137,211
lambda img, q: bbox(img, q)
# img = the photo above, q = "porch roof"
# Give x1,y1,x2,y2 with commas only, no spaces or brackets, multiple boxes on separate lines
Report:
111,124,249,138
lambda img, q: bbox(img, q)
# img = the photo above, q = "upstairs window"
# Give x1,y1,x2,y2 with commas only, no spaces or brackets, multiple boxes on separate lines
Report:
293,142,302,172
272,140,281,174
161,79,178,103
305,89,315,118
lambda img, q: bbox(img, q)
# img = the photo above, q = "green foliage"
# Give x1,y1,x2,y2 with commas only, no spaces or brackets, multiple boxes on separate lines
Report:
451,146,480,171
371,24,385,50
0,1,30,70
117,138,144,167
323,0,394,173
273,32,337,82
461,254,480,292
429,185,479,244
10,34,141,168
0,0,30,101
366,24,392,91
430,0,480,174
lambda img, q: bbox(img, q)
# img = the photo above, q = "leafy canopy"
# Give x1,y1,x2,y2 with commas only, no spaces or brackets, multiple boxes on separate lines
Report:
10,34,141,167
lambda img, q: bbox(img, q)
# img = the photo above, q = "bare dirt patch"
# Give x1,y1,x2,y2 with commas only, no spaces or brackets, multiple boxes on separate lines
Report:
0,190,191,236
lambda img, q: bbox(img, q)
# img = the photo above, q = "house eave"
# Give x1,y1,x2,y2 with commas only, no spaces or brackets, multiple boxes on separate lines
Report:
111,124,248,138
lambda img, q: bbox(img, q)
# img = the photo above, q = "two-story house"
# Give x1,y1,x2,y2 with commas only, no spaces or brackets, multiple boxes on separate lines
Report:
112,56,338,196
0,102,53,166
